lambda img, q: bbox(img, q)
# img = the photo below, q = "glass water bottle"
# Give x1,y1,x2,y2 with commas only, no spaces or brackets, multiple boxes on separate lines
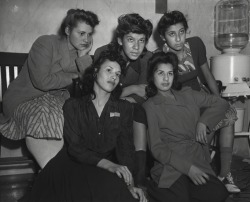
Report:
215,0,249,51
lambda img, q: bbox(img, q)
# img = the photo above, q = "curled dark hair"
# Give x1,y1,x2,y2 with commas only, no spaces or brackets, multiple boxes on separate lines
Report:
58,9,99,37
146,51,182,98
157,10,188,37
81,50,126,99
109,13,153,56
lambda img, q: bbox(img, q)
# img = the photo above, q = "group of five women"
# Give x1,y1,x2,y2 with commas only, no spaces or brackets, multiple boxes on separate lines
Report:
0,8,240,202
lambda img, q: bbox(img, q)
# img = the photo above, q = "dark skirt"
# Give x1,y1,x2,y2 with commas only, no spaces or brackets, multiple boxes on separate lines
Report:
20,147,137,202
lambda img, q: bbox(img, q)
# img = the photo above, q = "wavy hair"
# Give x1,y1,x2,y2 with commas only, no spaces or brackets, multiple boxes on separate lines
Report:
109,13,153,56
146,51,182,98
157,10,188,37
81,50,126,99
58,9,99,38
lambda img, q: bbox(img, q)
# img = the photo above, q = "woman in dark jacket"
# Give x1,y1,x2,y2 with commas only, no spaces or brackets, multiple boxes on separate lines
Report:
20,50,147,202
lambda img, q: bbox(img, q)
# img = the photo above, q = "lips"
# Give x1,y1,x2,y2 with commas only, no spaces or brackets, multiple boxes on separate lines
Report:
130,52,139,57
175,44,183,48
162,83,170,87
107,81,115,86
80,43,89,47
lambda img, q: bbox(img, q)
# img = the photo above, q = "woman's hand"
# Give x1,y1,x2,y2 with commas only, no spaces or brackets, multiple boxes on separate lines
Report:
133,84,147,97
188,165,209,185
97,159,133,186
120,97,136,103
77,37,93,57
128,186,148,202
196,122,207,144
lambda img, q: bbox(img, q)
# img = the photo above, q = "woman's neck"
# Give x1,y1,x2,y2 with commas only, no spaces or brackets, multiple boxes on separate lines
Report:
169,48,184,61
165,43,185,62
92,85,110,116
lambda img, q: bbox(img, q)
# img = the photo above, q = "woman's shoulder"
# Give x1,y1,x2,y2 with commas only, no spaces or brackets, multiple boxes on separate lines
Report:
34,34,60,44
175,86,194,96
63,96,88,112
32,35,61,50
186,36,204,46
142,97,155,109
141,50,153,60
179,86,193,92
116,99,134,111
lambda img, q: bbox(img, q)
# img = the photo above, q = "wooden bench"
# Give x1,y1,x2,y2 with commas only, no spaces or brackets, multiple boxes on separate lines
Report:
0,52,28,113
0,52,38,176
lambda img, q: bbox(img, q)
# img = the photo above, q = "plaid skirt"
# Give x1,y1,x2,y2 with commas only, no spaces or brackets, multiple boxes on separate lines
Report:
212,105,238,132
0,93,66,140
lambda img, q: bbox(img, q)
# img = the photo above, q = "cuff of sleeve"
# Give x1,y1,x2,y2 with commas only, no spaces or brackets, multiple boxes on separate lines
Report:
86,156,102,166
130,94,146,104
169,152,192,175
75,55,93,73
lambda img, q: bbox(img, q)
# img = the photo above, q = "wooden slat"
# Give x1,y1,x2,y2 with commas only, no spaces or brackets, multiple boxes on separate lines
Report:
0,52,28,113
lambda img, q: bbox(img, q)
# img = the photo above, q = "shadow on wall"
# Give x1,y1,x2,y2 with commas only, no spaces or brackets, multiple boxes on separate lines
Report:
152,28,164,52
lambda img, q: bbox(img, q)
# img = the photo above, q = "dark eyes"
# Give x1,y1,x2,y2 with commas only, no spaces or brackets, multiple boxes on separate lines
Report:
127,38,133,42
106,68,121,77
127,37,145,43
80,32,93,37
168,32,175,37
157,71,173,76
180,29,185,34
139,39,145,43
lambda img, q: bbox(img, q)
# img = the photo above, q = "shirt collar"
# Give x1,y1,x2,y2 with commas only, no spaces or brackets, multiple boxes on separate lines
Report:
85,94,117,108
151,89,177,105
121,50,141,74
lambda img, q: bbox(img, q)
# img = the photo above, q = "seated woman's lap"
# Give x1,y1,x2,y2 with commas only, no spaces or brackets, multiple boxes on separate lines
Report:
24,147,137,202
147,174,228,202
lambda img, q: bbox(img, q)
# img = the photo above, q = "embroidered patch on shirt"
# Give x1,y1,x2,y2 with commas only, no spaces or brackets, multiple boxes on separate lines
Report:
110,112,120,117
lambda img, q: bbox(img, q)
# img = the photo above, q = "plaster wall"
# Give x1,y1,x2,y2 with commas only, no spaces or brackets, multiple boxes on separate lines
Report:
0,0,221,59
1,0,250,158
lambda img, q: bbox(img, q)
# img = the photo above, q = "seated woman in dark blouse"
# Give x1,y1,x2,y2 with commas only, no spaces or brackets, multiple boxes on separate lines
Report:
20,50,147,202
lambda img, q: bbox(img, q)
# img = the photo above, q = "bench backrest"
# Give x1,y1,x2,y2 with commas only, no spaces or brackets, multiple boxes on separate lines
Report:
0,52,28,113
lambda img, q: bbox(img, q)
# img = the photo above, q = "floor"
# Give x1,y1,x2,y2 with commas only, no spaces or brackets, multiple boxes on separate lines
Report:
225,156,250,202
0,173,35,202
0,155,249,202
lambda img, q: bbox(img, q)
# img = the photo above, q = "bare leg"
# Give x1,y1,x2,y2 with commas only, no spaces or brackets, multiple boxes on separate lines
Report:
133,121,147,151
26,137,64,169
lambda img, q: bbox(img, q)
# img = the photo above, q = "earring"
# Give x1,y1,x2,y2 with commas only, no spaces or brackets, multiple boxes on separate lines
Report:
163,43,170,53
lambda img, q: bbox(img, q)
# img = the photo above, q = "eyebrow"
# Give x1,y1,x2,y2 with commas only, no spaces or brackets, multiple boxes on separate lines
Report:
126,34,145,39
106,66,121,72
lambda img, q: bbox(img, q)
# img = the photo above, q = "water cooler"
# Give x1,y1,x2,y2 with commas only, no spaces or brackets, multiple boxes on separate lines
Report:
211,0,250,134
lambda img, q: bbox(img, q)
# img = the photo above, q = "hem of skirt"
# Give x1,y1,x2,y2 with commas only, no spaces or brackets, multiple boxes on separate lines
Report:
25,135,62,141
